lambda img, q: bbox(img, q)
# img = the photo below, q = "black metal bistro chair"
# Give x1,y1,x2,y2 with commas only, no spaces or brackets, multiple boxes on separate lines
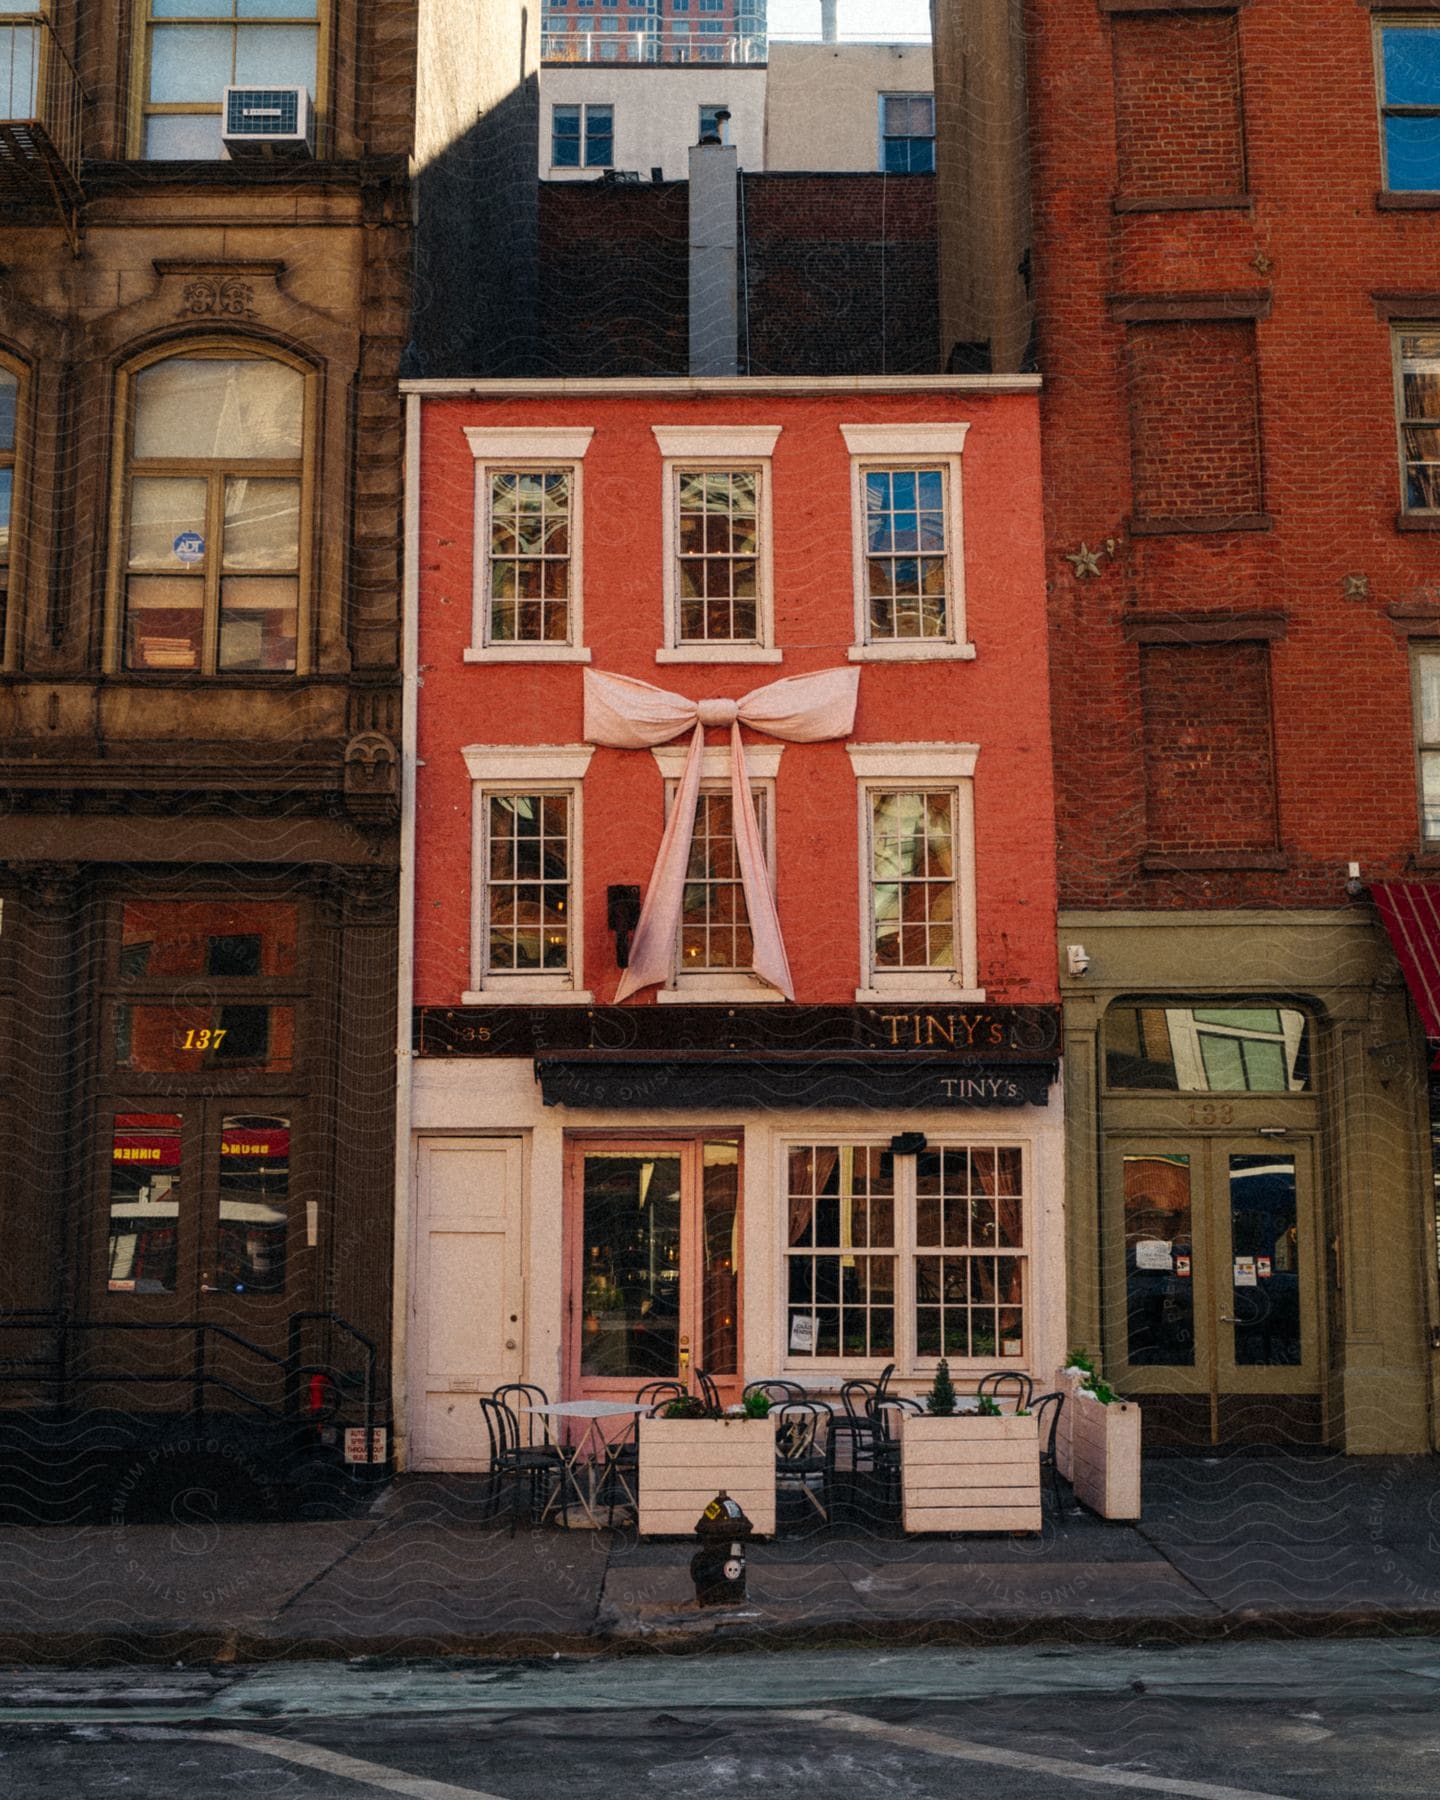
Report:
693,1368,725,1416
598,1380,686,1522
775,1398,833,1525
1030,1389,1067,1518
976,1370,1035,1412
478,1394,565,1533
742,1379,806,1407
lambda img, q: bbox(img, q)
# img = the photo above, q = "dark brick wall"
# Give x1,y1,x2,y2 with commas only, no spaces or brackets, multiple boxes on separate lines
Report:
1141,642,1278,853
1127,320,1262,524
535,173,938,376
1112,11,1246,201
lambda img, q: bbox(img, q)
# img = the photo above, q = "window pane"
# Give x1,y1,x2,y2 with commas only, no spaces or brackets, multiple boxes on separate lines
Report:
1229,1153,1301,1367
120,901,298,978
217,1115,291,1296
1104,1005,1310,1092
701,1140,739,1376
1385,114,1440,192
125,576,203,670
108,1114,182,1295
1383,25,1440,108
149,25,234,102
127,477,209,571
0,467,10,568
153,2,234,16
1423,750,1440,841
133,358,304,462
487,792,570,973
488,468,570,644
0,368,15,452
223,477,300,570
238,0,320,17
580,1152,683,1379
218,576,298,671
144,112,225,159
233,22,317,88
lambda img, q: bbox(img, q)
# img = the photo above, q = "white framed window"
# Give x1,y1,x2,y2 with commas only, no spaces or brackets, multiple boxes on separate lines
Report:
1394,328,1440,517
841,425,973,662
782,1138,1029,1374
651,743,785,1003
848,743,982,1003
464,427,593,662
653,424,781,662
879,92,935,173
461,745,595,1003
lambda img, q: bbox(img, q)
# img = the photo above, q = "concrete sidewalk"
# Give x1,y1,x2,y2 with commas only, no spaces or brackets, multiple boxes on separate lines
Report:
0,1452,1437,1664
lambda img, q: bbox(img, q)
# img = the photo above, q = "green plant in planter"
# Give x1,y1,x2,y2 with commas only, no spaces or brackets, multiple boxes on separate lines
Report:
1084,1377,1115,1405
742,1390,772,1420
663,1395,710,1420
1066,1346,1097,1377
926,1358,958,1416
974,1392,1003,1417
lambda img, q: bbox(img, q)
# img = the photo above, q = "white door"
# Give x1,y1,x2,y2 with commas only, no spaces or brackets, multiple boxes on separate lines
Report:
413,1135,524,1469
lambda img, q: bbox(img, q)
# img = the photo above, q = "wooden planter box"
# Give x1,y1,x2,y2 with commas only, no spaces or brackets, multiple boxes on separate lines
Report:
1054,1368,1090,1483
637,1416,777,1537
900,1412,1042,1534
1069,1393,1142,1520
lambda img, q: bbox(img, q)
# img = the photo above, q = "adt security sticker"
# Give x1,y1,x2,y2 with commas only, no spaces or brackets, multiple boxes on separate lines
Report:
173,531,205,564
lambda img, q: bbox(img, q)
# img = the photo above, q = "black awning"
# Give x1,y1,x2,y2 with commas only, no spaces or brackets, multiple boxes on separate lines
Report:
535,1054,1056,1111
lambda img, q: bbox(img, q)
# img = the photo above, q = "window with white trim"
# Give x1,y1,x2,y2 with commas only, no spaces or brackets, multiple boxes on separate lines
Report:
462,745,594,1003
464,427,593,662
848,744,981,1003
653,424,781,663
1395,328,1440,516
654,744,783,1001
784,1139,1028,1369
841,424,972,661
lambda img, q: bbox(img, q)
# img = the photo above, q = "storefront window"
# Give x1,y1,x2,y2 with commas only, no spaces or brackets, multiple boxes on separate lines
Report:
108,1113,182,1294
914,1147,1024,1360
1105,1005,1310,1092
787,1145,897,1359
701,1140,738,1374
120,901,298,978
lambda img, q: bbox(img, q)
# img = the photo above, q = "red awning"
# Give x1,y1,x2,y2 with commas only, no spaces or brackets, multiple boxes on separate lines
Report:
1371,881,1440,1049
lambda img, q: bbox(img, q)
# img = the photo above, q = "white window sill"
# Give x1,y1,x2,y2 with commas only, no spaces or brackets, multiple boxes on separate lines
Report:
462,988,594,1006
463,646,592,664
847,641,977,663
855,983,987,1004
656,981,786,1004
656,645,783,665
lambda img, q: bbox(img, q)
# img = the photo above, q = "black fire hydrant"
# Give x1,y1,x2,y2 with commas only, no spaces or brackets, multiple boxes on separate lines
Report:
690,1491,753,1607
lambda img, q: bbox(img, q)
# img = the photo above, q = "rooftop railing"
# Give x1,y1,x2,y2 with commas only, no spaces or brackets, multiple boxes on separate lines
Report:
542,28,767,65
0,12,84,201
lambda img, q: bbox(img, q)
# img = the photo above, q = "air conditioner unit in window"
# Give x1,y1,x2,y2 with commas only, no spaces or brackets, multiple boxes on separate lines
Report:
222,86,314,159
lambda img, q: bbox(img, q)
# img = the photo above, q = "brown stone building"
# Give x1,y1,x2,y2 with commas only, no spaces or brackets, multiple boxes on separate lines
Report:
935,0,1440,1453
0,0,535,1512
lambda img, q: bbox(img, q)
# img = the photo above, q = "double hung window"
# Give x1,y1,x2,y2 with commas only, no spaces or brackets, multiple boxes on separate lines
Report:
1375,17,1440,192
465,427,592,661
654,425,780,662
463,746,594,1002
552,101,613,167
1413,649,1440,842
1395,328,1440,516
114,346,310,674
785,1141,1028,1369
849,745,981,1002
880,93,936,173
135,1,323,161
842,425,972,660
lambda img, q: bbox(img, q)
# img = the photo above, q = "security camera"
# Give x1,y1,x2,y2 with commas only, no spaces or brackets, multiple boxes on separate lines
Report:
1066,944,1091,977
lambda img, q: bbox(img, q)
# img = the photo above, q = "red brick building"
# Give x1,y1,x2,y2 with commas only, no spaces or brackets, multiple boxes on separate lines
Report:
394,376,1061,1470
937,0,1440,1451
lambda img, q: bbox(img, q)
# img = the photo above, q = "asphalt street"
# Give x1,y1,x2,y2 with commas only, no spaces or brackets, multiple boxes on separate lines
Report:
3,1639,1440,1798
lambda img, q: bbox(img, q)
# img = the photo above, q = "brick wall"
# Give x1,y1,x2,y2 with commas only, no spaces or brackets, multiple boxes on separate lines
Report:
536,174,938,376
1127,320,1263,524
1112,12,1246,201
1140,642,1278,853
1018,0,1440,908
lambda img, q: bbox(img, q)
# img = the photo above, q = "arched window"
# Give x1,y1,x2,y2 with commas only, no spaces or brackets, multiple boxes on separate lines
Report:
0,353,19,661
113,345,311,674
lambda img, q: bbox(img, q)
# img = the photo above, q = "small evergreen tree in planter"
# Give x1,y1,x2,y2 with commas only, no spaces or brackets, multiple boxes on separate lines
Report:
901,1361,1041,1534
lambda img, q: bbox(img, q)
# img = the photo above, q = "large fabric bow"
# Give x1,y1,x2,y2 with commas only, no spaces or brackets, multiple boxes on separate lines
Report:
584,666,860,1001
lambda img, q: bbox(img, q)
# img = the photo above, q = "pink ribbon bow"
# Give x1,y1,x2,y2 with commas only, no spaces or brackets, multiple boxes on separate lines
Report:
584,666,860,1001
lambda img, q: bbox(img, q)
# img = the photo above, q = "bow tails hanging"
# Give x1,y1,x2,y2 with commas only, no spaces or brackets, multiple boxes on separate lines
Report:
583,667,860,1002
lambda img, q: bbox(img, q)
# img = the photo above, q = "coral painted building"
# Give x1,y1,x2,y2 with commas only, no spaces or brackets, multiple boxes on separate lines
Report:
396,375,1058,1471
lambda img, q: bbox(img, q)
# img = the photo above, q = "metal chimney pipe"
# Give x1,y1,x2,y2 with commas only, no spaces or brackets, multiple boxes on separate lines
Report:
688,139,739,377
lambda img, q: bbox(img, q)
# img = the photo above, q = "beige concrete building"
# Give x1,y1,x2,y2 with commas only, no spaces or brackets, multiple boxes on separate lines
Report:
766,40,933,172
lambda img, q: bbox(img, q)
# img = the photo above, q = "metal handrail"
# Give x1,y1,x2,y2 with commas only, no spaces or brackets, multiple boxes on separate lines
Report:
0,1311,378,1441
0,14,83,189
542,28,766,65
